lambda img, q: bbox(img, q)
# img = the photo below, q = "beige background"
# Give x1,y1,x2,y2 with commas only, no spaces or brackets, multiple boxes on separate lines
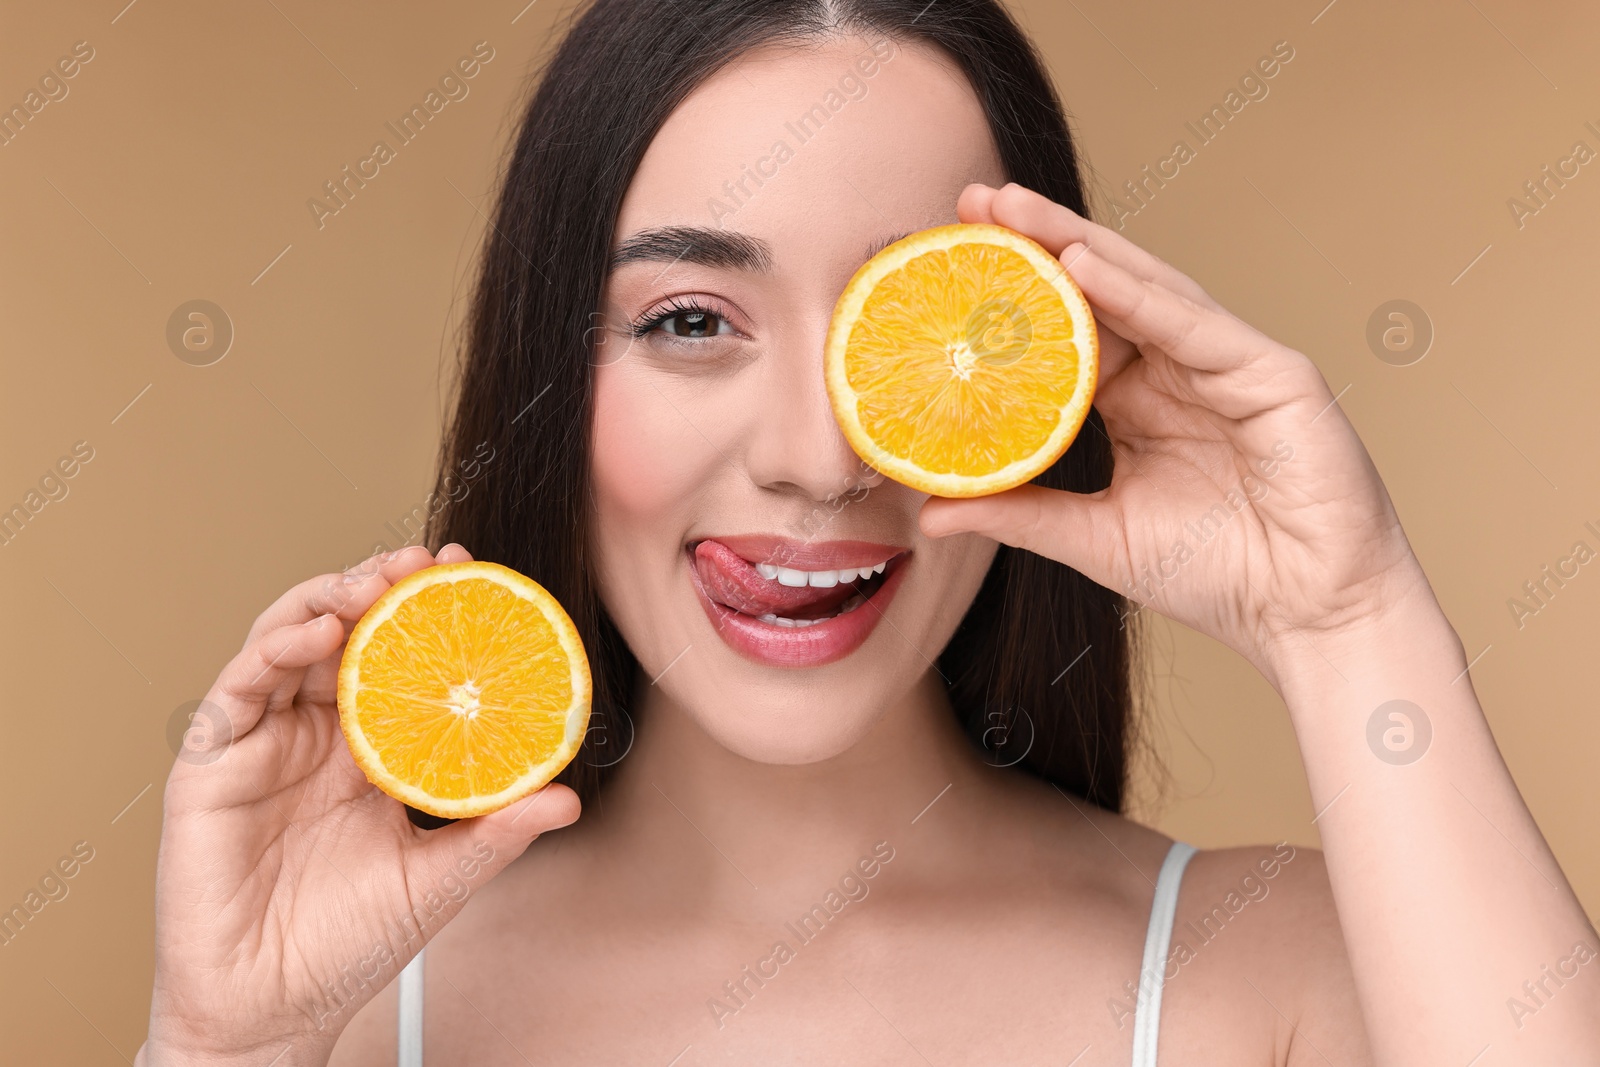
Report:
3,0,1597,1059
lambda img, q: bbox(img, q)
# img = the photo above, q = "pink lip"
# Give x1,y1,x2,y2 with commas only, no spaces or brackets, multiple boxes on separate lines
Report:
685,535,911,669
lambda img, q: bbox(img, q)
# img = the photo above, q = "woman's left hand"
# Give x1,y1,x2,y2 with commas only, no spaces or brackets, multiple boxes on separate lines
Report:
930,185,1600,1066
921,182,1436,687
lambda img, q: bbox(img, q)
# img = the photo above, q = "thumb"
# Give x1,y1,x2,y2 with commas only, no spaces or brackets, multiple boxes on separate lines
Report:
478,783,583,845
406,784,581,895
919,484,1110,568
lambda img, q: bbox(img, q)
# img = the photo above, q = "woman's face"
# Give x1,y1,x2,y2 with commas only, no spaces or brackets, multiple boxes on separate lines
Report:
591,35,1006,764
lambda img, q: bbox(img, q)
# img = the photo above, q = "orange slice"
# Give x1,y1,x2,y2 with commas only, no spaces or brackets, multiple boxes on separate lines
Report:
337,561,591,819
825,223,1099,498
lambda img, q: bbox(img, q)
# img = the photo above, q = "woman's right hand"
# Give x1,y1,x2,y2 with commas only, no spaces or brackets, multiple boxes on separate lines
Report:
137,544,582,1067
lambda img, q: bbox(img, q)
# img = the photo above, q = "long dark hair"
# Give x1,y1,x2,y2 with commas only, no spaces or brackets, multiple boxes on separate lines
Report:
427,0,1140,814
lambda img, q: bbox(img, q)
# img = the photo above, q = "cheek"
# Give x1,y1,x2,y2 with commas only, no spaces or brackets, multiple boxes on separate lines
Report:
589,358,736,674
592,358,732,559
590,360,721,539
931,532,999,617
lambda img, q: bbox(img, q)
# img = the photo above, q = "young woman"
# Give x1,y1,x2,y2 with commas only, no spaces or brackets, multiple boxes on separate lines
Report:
137,1,1599,1064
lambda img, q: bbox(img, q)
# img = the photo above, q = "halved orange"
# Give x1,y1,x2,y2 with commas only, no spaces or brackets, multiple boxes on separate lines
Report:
825,223,1099,498
337,561,591,819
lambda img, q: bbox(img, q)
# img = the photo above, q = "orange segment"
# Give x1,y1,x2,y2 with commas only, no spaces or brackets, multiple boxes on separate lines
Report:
825,223,1099,497
337,561,591,819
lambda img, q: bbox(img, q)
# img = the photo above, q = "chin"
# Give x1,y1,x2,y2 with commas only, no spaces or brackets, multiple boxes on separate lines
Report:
668,660,911,765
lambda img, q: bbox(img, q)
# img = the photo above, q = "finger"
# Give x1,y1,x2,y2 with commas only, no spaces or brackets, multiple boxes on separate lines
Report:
919,484,1118,582
1093,321,1141,386
962,182,1223,312
243,545,438,647
958,185,1145,386
403,784,581,903
434,542,474,565
1062,242,1281,376
956,182,1000,223
1062,244,1143,384
205,614,347,745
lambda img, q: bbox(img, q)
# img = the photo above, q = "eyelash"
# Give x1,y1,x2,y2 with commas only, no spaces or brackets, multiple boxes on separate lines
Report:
629,295,739,340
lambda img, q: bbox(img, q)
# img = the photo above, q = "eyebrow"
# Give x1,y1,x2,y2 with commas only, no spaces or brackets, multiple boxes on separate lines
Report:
609,226,774,273
864,231,911,261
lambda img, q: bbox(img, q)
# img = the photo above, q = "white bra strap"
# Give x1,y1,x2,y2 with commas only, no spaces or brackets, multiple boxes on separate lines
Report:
1130,841,1197,1067
398,946,425,1067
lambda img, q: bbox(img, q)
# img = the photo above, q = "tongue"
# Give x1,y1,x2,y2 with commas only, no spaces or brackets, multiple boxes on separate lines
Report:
694,540,858,618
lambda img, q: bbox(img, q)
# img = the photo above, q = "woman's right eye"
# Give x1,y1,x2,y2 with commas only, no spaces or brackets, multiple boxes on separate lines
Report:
630,300,739,341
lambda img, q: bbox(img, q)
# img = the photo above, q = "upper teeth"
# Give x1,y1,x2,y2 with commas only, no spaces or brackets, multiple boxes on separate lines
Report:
753,561,888,587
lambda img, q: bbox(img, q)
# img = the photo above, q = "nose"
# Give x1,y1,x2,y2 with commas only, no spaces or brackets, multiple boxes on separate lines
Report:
741,335,884,504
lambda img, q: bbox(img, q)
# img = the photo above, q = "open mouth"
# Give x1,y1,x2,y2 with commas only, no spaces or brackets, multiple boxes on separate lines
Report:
681,536,912,669
687,538,904,627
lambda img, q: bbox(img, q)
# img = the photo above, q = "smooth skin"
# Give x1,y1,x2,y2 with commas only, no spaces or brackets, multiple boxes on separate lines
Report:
138,35,1599,1067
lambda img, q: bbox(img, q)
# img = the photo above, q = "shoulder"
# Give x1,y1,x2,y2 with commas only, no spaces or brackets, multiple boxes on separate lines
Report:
1015,776,1372,1064
1169,842,1349,987
1161,843,1375,1065
1175,841,1329,941
1001,774,1183,892
991,777,1347,954
1026,783,1343,964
